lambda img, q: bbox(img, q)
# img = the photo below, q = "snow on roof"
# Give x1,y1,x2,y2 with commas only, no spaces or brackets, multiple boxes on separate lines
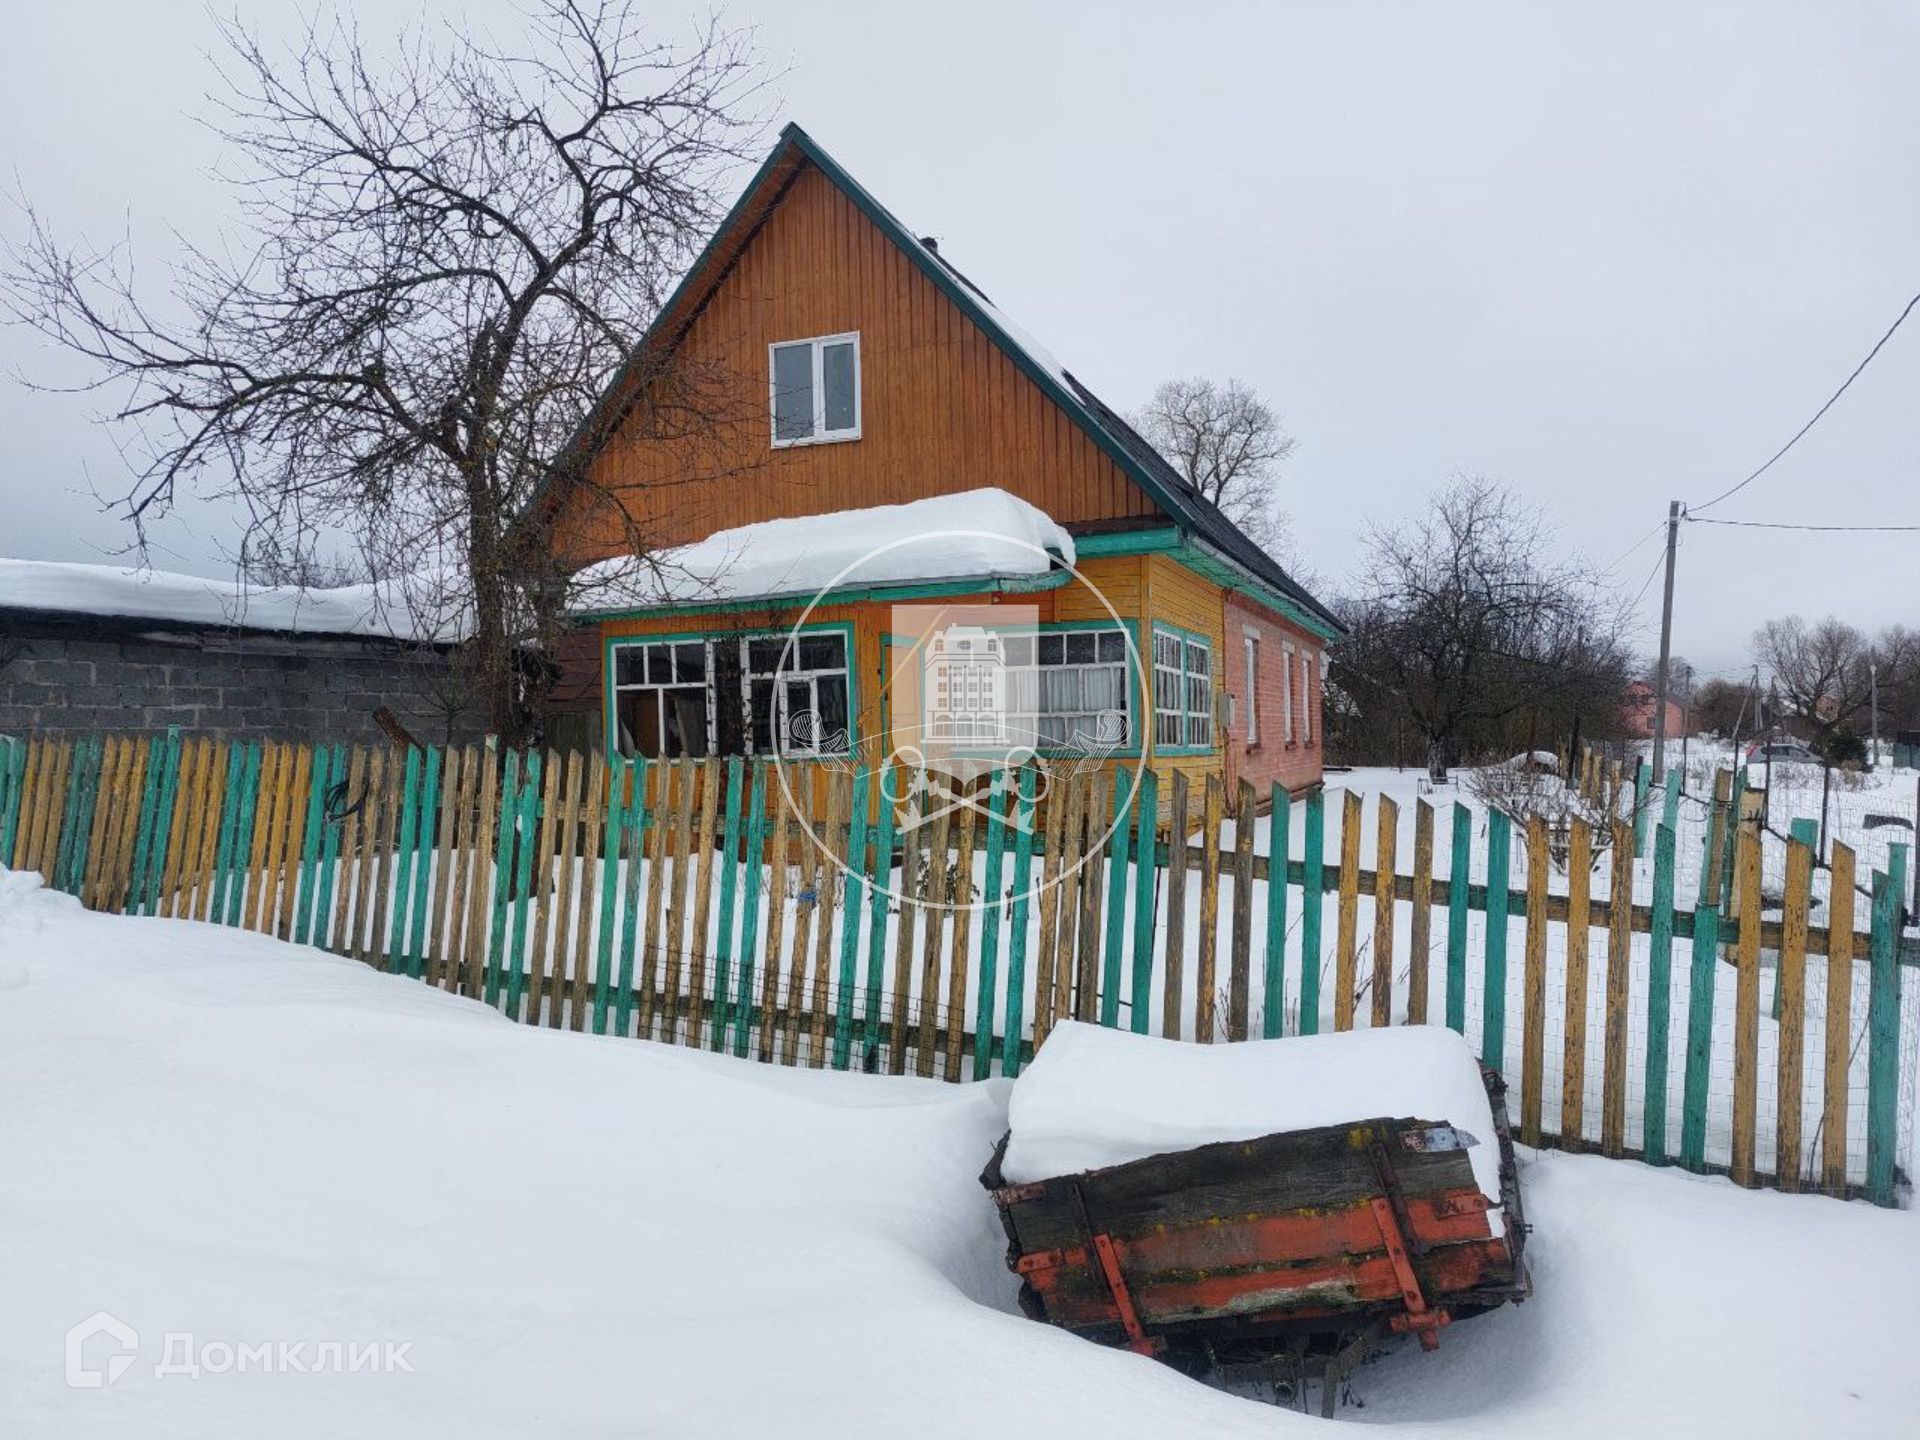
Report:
1001,1021,1504,1229
0,557,469,644
567,487,1075,615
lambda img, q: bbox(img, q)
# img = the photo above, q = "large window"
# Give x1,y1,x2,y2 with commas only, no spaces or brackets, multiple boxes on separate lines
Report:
1001,628,1131,750
770,333,860,446
612,631,850,759
1152,626,1214,750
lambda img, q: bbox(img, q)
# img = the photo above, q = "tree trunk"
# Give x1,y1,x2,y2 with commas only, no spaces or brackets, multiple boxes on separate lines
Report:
1427,734,1449,784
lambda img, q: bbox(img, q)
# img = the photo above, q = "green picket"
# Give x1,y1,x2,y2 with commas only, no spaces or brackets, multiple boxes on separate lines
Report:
968,769,1008,1077
1001,765,1039,1076
1642,822,1678,1164
1128,768,1161,1037
1631,757,1650,857
1446,803,1471,1035
310,743,347,950
836,765,874,1071
1262,783,1291,1038
1680,902,1721,1172
0,737,27,862
1482,809,1512,1067
861,768,900,1061
223,742,264,927
293,745,332,946
208,742,248,924
405,747,442,979
504,750,543,1019
614,762,648,1037
140,728,185,914
387,747,424,975
54,737,100,897
1661,766,1682,833
1099,779,1133,1028
709,756,745,1050
592,765,629,1037
732,761,769,1058
484,750,522,1009
1298,788,1325,1036
1866,848,1907,1205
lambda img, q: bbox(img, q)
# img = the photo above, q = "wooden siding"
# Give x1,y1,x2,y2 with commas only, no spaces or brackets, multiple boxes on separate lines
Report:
552,162,1162,564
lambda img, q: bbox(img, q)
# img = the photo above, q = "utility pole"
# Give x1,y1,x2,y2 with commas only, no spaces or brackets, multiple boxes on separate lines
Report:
1651,500,1682,783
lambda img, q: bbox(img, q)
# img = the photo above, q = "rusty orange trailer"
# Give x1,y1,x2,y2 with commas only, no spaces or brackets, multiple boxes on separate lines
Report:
981,1066,1529,1414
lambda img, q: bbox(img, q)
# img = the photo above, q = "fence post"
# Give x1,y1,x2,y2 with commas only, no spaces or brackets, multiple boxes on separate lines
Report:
1446,803,1470,1035
840,766,876,1072
1129,768,1160,1039
615,762,649,1039
1631,757,1650,858
1482,808,1512,1068
1001,765,1037,1075
1263,782,1291,1038
1520,815,1549,1146
1774,822,1814,1191
1822,843,1857,1196
1371,794,1399,1029
1333,790,1361,1032
1101,777,1136,1030
1561,820,1593,1150
1680,898,1720,1173
1865,857,1904,1205
1641,823,1678,1165
1161,772,1190,1040
1730,823,1762,1186
1226,780,1255,1041
1299,788,1325,1036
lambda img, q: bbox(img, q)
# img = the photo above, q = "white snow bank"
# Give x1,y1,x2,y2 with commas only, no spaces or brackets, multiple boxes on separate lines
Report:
0,557,468,643
8,865,1920,1439
568,487,1074,613
1002,1021,1503,1221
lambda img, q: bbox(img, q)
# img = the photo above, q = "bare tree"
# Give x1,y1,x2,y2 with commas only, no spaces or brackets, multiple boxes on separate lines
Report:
1752,616,1875,741
3,0,768,741
1131,377,1297,554
1332,475,1632,780
1690,677,1747,738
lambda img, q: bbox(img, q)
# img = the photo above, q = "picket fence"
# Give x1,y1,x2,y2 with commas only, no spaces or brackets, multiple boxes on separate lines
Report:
0,730,1913,1206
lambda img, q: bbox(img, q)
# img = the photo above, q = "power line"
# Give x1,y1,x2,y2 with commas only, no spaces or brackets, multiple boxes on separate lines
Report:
1686,516,1919,533
1689,288,1920,515
1600,518,1668,574
1626,543,1668,613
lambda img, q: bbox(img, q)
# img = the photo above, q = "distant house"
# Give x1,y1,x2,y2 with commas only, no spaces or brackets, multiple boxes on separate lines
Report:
0,558,483,745
528,123,1342,802
1621,681,1685,741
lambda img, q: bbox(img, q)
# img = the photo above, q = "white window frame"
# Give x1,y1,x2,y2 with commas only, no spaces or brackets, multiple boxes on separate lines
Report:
1184,637,1213,748
1281,641,1296,743
1243,631,1260,745
1152,628,1186,748
1299,648,1314,746
1005,627,1134,751
610,630,851,759
768,332,862,448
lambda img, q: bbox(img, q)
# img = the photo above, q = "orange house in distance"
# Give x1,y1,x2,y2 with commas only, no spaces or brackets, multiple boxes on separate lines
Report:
529,124,1341,809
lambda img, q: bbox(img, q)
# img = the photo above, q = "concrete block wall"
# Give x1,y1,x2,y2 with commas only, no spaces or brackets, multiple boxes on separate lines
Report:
0,625,487,746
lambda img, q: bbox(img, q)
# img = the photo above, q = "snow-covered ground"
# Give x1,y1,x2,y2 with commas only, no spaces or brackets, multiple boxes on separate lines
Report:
4,865,1919,1438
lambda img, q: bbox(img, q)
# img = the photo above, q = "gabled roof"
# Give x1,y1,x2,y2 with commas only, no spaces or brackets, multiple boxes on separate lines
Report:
548,122,1342,639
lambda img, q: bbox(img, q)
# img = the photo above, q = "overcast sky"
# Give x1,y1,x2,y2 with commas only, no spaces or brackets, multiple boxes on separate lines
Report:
3,1,1915,677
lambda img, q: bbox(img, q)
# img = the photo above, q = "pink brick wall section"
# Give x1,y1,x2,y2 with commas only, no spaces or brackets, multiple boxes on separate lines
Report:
1223,592,1326,803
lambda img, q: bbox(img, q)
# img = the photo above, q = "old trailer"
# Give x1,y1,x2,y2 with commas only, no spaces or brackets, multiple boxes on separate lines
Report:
982,1064,1529,1415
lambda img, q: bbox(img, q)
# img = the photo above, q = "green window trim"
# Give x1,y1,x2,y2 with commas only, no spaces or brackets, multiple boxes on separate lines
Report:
1150,622,1217,757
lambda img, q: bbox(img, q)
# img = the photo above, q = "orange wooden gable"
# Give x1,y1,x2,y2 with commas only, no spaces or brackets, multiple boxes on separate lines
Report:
546,143,1165,567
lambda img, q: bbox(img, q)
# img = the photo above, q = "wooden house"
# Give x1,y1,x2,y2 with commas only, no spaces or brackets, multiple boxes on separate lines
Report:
532,124,1340,806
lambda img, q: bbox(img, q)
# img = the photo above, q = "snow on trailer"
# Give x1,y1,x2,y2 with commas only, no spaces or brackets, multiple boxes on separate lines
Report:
982,1023,1529,1416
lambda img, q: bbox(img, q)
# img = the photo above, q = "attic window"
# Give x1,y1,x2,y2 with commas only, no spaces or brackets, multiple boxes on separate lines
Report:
770,333,860,446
